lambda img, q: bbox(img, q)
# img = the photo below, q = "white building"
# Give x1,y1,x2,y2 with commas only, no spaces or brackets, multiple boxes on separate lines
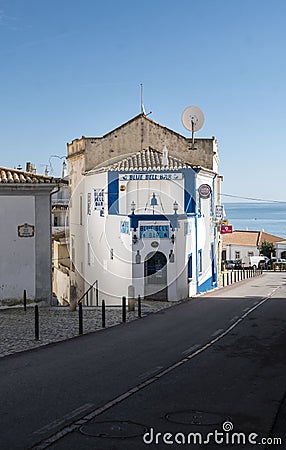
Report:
51,162,69,233
222,230,285,265
52,230,70,305
275,240,286,259
70,147,220,305
0,165,63,304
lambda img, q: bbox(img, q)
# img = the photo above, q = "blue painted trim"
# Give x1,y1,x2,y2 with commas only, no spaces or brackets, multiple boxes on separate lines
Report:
194,173,199,293
181,168,196,214
129,214,180,231
187,253,193,281
118,169,182,176
108,172,119,214
198,275,217,294
211,242,218,285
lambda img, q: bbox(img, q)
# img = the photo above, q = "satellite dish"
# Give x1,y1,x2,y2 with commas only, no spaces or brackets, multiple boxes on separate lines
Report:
181,105,205,149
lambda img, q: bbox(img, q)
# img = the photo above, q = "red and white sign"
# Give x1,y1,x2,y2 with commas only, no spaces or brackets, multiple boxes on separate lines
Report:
221,225,233,234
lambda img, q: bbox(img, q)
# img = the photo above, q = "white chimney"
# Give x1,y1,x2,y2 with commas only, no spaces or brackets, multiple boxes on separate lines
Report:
62,160,67,178
162,145,169,167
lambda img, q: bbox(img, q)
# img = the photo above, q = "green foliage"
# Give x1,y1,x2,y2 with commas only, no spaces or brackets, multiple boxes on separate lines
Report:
260,240,275,259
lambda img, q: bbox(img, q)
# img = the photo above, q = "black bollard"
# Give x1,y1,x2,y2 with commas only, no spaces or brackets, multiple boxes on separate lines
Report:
96,281,99,307
138,295,142,318
122,296,126,323
79,302,83,335
102,300,106,328
23,290,27,312
35,305,39,341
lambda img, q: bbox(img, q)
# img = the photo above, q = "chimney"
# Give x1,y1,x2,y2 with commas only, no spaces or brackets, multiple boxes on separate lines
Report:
26,162,31,172
45,165,49,176
162,145,169,167
62,160,67,178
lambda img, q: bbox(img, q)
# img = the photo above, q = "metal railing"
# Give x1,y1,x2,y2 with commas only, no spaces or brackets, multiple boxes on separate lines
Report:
77,280,98,305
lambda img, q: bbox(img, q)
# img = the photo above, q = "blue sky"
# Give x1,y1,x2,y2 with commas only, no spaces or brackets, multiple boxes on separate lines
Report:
0,0,285,202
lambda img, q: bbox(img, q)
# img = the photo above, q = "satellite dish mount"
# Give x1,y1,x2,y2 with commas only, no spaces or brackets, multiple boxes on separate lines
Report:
181,105,205,150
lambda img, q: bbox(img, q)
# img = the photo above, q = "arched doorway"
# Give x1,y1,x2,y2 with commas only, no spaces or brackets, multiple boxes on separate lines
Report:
144,251,168,301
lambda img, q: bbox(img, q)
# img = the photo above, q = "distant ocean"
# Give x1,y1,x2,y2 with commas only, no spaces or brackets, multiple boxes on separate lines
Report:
224,203,286,239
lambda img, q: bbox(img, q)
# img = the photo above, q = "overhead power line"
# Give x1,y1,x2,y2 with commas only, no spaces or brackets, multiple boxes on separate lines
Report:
220,193,286,204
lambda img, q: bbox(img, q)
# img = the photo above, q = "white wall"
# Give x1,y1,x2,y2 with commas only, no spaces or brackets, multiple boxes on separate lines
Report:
225,244,259,264
196,171,216,291
119,178,185,215
71,167,218,304
53,267,69,305
0,196,35,301
82,172,133,304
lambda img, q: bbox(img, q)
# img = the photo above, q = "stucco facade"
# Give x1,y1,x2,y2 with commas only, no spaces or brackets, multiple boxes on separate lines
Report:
69,146,220,305
67,114,221,303
0,167,63,304
222,230,285,265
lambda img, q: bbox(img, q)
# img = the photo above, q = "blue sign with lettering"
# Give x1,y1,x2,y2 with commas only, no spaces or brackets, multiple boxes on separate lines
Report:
140,225,169,239
94,189,104,210
120,221,130,234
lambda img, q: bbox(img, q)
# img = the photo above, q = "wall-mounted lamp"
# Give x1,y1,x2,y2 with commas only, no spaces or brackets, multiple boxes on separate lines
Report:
131,201,136,215
151,192,158,215
110,248,114,260
173,200,178,214
170,234,175,245
133,234,138,245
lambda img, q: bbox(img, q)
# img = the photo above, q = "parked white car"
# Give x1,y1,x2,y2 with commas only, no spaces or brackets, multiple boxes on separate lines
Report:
250,256,269,269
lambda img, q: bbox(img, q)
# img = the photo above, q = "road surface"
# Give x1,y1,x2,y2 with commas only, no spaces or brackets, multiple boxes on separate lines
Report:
0,272,285,449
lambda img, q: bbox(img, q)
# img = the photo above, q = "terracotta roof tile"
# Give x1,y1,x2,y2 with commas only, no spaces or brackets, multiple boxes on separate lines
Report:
94,147,193,172
222,230,285,246
0,166,65,184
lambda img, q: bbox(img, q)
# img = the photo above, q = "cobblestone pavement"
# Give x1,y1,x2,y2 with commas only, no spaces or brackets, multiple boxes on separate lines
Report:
0,301,176,358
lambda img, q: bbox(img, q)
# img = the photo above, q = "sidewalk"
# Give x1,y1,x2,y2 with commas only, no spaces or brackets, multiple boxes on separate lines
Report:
0,301,174,358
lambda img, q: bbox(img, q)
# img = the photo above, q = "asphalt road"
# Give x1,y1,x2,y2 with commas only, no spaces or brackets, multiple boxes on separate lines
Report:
1,272,286,449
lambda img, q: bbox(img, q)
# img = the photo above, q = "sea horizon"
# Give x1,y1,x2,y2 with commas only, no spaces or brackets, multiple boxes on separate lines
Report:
223,202,286,239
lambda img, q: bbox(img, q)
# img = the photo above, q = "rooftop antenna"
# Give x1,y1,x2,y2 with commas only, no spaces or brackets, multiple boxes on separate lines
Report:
181,105,205,150
140,83,152,116
140,83,146,115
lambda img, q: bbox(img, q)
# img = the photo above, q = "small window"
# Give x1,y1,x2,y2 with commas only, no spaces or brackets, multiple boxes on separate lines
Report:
248,251,254,257
79,195,83,225
87,243,91,265
188,254,193,280
198,250,202,274
235,251,240,259
71,238,75,271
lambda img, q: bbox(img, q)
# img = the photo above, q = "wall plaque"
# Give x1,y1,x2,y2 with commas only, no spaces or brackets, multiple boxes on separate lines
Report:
18,223,35,238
